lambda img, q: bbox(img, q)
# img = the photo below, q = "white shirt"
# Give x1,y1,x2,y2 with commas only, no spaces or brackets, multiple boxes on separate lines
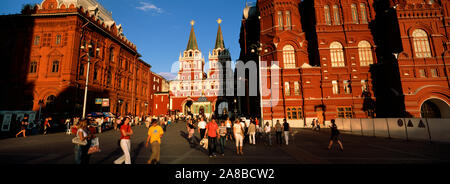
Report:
226,121,232,128
240,122,245,129
264,125,271,133
77,128,88,138
198,121,207,129
245,120,250,127
234,124,242,134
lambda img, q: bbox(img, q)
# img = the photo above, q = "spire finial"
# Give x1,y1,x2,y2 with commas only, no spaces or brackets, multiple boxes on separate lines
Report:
217,18,222,24
190,20,195,26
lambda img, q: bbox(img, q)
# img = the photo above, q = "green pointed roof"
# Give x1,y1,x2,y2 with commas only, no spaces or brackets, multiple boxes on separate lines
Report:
214,24,225,49
186,25,199,51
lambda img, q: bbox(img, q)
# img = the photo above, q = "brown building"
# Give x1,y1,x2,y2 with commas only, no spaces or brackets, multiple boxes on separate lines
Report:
240,0,449,127
0,0,154,119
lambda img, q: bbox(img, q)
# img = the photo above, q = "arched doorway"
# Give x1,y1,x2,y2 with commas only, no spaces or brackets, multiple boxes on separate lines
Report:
199,106,205,116
421,98,450,118
217,101,229,117
184,100,193,116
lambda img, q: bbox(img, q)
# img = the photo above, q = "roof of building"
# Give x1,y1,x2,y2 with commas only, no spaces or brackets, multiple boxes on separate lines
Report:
186,22,199,51
214,21,225,49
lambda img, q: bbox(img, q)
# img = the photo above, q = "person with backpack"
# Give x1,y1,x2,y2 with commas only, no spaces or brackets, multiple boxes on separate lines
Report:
328,119,344,151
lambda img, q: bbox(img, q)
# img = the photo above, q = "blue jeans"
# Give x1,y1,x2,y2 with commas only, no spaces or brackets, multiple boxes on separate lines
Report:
74,145,82,164
219,136,226,154
266,133,272,145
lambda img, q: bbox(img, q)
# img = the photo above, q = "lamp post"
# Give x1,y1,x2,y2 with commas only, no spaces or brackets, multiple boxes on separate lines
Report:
80,44,100,119
251,45,263,125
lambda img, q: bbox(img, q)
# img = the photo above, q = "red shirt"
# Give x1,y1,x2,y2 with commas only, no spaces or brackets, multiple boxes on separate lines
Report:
120,124,131,139
255,119,259,126
206,122,218,138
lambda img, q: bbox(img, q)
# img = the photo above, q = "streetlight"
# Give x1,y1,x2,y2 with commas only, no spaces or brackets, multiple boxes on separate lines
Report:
251,45,263,125
80,44,100,119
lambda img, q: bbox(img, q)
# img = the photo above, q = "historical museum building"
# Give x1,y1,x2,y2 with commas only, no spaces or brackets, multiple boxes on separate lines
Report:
169,20,232,118
240,0,450,127
0,0,161,119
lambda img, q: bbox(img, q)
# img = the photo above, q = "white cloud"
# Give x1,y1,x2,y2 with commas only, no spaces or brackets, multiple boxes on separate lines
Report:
136,2,163,13
158,72,177,81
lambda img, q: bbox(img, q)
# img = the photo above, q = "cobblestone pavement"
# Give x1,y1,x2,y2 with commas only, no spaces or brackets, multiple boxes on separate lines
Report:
1,120,449,164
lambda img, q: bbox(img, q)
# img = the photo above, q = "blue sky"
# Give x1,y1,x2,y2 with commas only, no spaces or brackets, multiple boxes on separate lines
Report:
0,0,251,80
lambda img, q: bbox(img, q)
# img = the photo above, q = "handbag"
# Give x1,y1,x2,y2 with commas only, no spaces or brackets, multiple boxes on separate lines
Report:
72,137,87,146
88,137,101,154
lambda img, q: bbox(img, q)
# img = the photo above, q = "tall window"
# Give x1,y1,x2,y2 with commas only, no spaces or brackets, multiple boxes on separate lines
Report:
343,80,351,94
34,36,40,46
109,47,115,62
51,61,59,73
294,82,300,96
283,45,296,68
278,11,284,30
337,106,353,118
332,80,339,94
93,66,98,81
79,63,84,76
412,29,432,58
29,61,37,73
284,82,290,96
360,3,368,24
358,41,373,66
361,80,368,92
56,35,62,45
333,5,340,25
107,69,112,85
351,4,359,24
286,11,291,30
324,5,331,25
419,69,426,78
330,42,345,67
430,68,438,77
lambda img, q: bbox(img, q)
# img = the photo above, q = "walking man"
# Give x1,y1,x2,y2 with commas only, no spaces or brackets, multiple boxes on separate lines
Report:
282,119,291,146
275,120,282,145
205,118,219,158
146,119,164,164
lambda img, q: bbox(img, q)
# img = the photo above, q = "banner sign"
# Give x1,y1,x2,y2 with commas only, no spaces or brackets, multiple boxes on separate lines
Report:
102,98,110,107
95,98,103,105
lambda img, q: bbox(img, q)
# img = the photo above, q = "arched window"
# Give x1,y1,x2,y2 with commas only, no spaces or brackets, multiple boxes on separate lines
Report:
109,47,114,62
278,11,284,30
283,45,296,68
333,5,340,25
324,5,331,25
412,29,432,58
360,3,368,24
330,42,345,67
51,61,59,73
284,82,290,96
285,11,291,30
351,4,359,24
29,61,37,73
358,41,373,66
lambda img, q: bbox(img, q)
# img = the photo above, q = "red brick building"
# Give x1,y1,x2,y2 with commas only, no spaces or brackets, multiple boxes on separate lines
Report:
0,0,155,119
241,0,449,127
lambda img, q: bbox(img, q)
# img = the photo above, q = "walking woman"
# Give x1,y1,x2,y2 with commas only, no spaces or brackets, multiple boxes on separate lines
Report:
74,120,92,164
233,119,245,155
248,121,256,145
186,119,196,146
146,119,164,164
225,117,233,141
114,117,133,164
16,116,29,138
43,117,51,135
328,119,344,151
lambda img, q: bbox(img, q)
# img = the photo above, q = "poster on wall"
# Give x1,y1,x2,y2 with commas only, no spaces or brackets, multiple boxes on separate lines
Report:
102,98,110,107
1,113,12,132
